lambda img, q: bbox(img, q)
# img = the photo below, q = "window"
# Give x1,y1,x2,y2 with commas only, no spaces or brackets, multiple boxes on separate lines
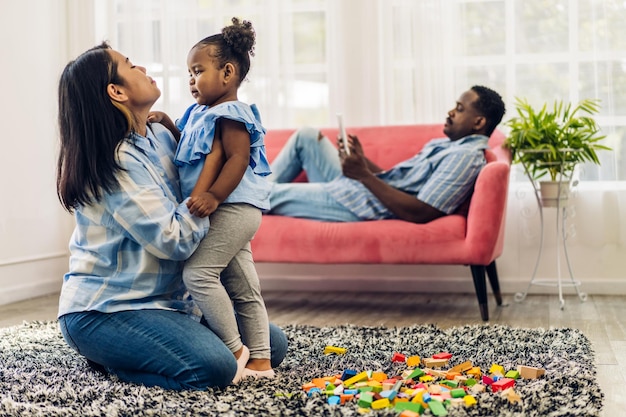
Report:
95,0,330,128
93,0,624,180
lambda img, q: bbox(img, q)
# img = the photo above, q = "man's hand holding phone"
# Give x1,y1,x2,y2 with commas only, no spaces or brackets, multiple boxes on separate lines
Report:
337,113,350,155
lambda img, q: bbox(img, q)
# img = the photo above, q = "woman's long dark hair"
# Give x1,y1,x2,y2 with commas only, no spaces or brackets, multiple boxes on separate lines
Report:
56,42,132,212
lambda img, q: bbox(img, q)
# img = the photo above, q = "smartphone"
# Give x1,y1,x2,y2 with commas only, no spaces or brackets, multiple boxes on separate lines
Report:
336,113,350,155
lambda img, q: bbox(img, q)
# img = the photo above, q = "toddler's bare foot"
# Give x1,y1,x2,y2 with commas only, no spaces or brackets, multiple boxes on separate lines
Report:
243,358,275,379
232,345,249,384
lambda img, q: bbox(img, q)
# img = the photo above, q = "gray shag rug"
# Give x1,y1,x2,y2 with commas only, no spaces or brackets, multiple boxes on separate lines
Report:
0,321,603,416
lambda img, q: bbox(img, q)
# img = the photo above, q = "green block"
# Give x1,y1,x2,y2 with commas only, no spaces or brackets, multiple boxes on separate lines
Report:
465,378,477,387
428,400,448,416
358,386,374,393
451,388,466,398
357,392,374,408
407,368,425,380
505,370,520,379
440,380,459,388
394,402,425,414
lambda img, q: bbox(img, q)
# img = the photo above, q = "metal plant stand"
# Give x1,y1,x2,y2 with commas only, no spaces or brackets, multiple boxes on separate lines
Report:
514,150,587,309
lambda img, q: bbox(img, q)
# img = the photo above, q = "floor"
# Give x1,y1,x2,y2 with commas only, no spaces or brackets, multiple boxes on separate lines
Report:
1,291,624,416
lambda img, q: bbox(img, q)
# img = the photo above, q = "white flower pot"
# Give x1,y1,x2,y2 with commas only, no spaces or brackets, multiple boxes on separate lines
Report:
539,181,570,207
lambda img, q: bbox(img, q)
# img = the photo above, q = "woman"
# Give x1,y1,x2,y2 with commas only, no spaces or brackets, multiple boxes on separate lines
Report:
55,42,287,390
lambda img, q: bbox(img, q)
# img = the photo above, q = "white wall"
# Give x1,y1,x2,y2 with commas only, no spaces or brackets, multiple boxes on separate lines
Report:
0,0,94,306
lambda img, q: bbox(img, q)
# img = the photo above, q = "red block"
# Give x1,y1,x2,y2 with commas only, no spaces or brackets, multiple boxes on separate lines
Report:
491,377,515,392
432,352,453,360
392,352,406,363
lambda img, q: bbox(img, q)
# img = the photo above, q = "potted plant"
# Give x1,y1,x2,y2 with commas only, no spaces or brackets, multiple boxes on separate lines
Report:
504,97,610,207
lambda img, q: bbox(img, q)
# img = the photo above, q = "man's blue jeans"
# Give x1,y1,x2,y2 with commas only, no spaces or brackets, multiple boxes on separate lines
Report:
267,127,360,222
59,309,288,390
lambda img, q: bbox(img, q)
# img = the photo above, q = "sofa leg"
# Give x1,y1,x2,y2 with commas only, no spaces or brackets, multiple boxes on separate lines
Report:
470,265,489,321
486,261,503,306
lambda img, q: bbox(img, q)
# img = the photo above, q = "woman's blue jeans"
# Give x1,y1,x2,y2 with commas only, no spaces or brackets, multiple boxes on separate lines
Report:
58,309,288,390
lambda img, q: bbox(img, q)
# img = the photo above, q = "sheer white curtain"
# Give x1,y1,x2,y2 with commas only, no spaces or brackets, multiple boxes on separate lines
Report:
88,0,624,180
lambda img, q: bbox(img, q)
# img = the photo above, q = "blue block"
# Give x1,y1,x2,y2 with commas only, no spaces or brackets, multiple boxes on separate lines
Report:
341,369,358,381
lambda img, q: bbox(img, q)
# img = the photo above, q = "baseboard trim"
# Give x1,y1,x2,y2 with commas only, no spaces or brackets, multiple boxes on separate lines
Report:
256,263,626,295
0,256,65,306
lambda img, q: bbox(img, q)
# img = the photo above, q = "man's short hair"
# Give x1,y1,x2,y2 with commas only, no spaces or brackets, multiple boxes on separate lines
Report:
471,85,506,136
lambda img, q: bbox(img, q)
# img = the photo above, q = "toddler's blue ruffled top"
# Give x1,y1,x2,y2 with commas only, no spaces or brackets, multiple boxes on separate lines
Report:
175,101,272,209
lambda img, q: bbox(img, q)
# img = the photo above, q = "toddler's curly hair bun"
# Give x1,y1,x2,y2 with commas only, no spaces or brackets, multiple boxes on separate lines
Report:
222,17,255,58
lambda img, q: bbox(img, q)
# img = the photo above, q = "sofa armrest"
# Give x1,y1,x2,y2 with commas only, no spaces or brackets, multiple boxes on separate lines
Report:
464,161,511,264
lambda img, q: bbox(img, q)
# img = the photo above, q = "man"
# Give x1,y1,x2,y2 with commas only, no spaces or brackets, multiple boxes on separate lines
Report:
266,85,505,224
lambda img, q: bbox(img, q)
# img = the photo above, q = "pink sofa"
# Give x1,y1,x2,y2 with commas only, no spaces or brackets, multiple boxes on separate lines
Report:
252,124,511,320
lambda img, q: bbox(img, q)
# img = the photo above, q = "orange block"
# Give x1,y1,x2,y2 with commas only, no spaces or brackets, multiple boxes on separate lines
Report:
302,382,316,392
340,394,355,404
371,371,388,382
406,355,421,367
446,371,461,380
311,378,327,389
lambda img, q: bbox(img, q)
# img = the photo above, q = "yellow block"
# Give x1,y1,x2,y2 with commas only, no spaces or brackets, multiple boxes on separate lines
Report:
343,370,369,387
489,363,505,376
371,398,391,409
463,395,477,406
323,345,347,355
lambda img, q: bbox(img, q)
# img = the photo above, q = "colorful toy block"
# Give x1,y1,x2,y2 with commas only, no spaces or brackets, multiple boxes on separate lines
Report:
396,401,425,414
323,345,347,355
505,388,522,404
489,364,505,376
398,411,421,417
428,400,448,416
340,393,354,404
517,365,545,379
491,377,515,392
328,395,340,405
357,392,374,408
466,366,482,378
406,368,425,380
505,370,520,379
371,398,391,409
450,388,466,398
406,355,421,367
371,371,387,382
392,352,407,363
433,352,453,360
450,360,473,373
342,370,368,387
423,358,449,368
463,395,477,406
